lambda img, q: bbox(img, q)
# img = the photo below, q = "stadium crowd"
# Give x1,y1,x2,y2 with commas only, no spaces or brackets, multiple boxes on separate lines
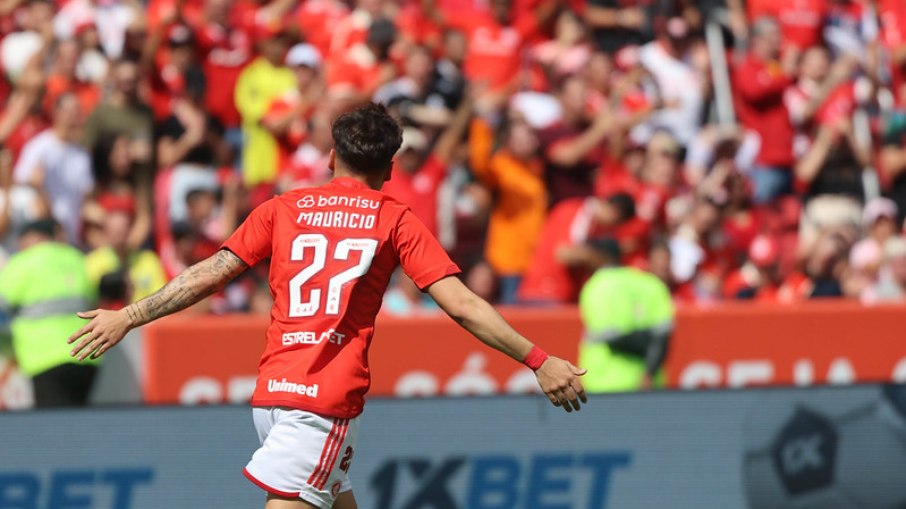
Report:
1,0,906,314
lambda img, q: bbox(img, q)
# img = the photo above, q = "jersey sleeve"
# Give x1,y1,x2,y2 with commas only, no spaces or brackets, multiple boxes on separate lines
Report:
393,208,461,290
221,198,275,266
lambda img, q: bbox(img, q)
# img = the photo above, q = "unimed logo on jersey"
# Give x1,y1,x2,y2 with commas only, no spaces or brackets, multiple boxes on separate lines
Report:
267,379,319,398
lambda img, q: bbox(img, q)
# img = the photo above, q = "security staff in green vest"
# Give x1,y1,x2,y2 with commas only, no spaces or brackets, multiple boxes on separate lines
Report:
0,218,98,406
578,238,674,392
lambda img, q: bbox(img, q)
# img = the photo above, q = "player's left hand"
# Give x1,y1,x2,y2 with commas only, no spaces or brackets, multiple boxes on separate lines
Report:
68,309,131,361
534,357,587,413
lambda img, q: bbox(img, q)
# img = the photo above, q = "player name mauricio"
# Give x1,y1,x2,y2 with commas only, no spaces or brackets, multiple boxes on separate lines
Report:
296,210,376,230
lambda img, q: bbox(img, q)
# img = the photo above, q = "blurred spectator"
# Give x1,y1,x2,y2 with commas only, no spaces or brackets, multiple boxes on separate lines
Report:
143,21,200,122
577,237,674,392
667,194,726,300
540,74,613,206
83,133,152,251
0,68,48,163
531,10,592,86
637,16,706,146
746,0,827,51
44,39,101,117
795,118,868,254
262,44,327,191
0,219,97,407
469,110,547,303
852,198,899,257
276,107,334,193
430,29,467,110
85,207,167,304
584,0,654,54
431,0,558,99
870,237,906,301
845,233,884,302
158,67,229,223
881,108,906,225
824,0,878,60
783,46,857,159
295,0,349,58
234,23,296,187
724,234,790,302
196,0,253,134
1,0,54,82
73,22,110,84
13,93,93,245
732,17,797,204
82,59,154,165
802,229,850,298
327,16,398,108
878,0,906,103
54,0,142,59
327,0,389,61
376,44,452,127
383,97,472,237
518,192,636,304
0,147,46,256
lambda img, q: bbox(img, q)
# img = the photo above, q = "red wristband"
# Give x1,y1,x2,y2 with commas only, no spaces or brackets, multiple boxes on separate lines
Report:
523,346,549,371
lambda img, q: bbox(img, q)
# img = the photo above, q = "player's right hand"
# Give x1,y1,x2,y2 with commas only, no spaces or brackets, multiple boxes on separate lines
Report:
534,357,587,413
67,309,131,361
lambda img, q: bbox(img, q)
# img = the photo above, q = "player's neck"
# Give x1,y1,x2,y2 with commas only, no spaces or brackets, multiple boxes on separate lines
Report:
331,169,385,191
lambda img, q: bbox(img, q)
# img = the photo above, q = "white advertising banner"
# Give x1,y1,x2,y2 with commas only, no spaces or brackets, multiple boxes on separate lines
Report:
0,385,904,509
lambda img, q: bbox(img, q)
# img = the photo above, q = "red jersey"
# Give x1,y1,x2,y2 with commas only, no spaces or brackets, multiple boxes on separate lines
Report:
732,53,795,168
747,0,827,50
381,155,447,237
196,20,253,128
517,197,596,304
222,177,460,417
444,9,538,90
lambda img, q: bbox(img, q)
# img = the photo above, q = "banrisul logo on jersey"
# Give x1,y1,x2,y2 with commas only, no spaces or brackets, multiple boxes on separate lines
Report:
366,451,632,509
296,194,381,210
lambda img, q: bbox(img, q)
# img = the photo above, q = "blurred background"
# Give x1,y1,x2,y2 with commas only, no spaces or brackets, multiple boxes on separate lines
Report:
0,0,905,506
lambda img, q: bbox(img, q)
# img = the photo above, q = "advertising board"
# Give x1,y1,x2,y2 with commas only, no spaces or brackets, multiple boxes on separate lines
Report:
2,385,904,508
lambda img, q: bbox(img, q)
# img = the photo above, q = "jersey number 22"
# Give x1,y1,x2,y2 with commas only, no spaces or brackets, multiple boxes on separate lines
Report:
288,233,378,317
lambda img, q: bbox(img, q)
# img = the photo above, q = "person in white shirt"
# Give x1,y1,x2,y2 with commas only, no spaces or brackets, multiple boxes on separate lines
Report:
13,94,93,246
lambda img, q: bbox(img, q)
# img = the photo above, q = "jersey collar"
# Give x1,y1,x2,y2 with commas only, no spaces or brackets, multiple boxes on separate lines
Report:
329,176,371,191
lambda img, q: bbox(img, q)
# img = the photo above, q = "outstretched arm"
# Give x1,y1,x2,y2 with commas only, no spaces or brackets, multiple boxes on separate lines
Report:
68,249,248,361
427,276,588,412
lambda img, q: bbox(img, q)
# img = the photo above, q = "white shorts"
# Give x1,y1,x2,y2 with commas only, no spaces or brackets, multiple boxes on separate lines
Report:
244,407,360,509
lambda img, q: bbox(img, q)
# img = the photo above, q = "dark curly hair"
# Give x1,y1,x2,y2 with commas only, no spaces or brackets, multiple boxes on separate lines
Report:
331,103,403,175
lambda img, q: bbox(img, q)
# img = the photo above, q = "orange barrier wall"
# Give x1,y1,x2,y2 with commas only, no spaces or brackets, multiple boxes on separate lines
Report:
142,302,906,404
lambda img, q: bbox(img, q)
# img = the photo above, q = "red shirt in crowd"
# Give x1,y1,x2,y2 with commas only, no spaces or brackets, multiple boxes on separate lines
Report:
222,177,460,417
296,0,349,58
149,60,185,121
518,197,637,303
196,14,254,128
444,9,539,91
381,155,447,237
262,90,311,175
879,0,906,102
395,2,443,52
747,0,827,50
326,47,388,98
733,54,795,168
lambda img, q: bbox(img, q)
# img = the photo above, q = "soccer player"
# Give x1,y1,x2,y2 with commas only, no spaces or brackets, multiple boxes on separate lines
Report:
67,103,587,509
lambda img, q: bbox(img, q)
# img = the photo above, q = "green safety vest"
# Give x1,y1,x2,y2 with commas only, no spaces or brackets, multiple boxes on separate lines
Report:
578,267,674,392
0,242,97,376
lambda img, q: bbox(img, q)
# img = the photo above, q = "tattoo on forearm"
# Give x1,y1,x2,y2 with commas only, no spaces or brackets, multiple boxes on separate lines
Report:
125,250,248,326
